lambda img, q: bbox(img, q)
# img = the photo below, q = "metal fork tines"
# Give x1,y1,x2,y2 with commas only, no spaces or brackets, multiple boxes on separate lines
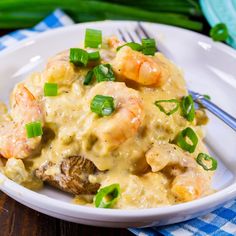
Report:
117,23,236,132
117,22,151,43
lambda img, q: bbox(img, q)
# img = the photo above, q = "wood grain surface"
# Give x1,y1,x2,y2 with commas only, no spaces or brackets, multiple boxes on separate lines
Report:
0,191,132,236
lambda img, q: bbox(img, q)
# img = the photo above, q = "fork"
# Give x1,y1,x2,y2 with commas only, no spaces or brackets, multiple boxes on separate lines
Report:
117,23,236,132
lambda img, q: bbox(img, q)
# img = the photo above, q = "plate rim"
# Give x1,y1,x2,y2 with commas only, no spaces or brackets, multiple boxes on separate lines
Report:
1,172,236,219
0,20,236,221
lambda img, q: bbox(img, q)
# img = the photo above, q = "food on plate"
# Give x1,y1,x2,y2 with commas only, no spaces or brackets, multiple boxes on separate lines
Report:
0,28,217,209
0,84,44,159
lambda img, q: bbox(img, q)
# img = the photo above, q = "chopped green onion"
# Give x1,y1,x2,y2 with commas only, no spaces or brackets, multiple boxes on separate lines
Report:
142,38,157,55
176,127,198,153
196,153,217,171
142,38,156,48
85,28,102,48
181,95,195,122
25,121,43,138
154,99,179,116
88,51,100,61
91,95,115,116
83,70,94,85
203,94,211,100
94,183,120,208
210,23,229,42
44,83,58,96
0,1,204,31
69,48,89,66
93,64,115,82
117,42,143,52
142,47,156,55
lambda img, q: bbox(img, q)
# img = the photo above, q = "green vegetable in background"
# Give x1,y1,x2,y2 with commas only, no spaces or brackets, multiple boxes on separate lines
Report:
210,23,229,42
0,0,203,31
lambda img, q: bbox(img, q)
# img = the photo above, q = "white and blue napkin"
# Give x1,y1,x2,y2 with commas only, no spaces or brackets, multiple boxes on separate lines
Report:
1,9,236,236
200,0,236,49
0,9,73,51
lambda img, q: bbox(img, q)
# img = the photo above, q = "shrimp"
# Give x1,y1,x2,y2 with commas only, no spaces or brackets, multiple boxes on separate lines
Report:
171,170,209,202
0,84,44,159
112,46,168,86
146,143,212,202
107,36,123,50
87,81,144,149
42,50,78,85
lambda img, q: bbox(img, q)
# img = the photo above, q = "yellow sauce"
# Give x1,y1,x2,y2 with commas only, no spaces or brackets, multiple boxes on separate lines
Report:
0,41,214,209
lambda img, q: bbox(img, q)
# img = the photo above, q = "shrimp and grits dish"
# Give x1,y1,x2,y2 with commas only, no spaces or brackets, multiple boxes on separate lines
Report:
0,28,217,209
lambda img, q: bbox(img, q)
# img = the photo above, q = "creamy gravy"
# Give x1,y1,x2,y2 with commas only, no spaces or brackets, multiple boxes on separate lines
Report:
1,43,214,209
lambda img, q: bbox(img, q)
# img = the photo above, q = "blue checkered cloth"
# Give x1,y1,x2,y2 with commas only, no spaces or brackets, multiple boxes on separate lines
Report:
0,9,74,51
129,200,236,235
1,9,236,236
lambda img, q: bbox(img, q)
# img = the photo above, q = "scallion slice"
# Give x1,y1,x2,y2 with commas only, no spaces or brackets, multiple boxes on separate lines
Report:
94,183,121,208
203,94,211,100
210,23,229,42
154,99,179,116
93,64,115,82
25,121,43,138
70,48,89,66
83,70,94,86
181,95,195,122
142,38,156,48
91,95,115,116
142,38,157,56
142,47,156,56
88,51,100,61
117,42,143,52
176,127,198,153
85,28,102,48
196,153,217,171
44,83,58,97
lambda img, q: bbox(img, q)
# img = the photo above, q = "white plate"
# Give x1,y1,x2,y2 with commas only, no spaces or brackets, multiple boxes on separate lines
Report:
0,21,236,228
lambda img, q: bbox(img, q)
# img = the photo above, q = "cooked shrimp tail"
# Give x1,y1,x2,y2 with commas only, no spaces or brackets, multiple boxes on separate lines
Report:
0,84,44,159
112,46,168,86
87,81,144,151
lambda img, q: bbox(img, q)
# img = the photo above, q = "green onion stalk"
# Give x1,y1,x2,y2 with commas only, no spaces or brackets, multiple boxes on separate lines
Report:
0,0,203,31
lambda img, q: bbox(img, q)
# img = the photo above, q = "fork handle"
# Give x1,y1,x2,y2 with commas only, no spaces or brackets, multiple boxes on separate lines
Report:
197,97,236,131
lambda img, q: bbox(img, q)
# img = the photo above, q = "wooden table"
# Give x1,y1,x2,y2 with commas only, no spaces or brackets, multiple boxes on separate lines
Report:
0,19,211,235
0,192,132,236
